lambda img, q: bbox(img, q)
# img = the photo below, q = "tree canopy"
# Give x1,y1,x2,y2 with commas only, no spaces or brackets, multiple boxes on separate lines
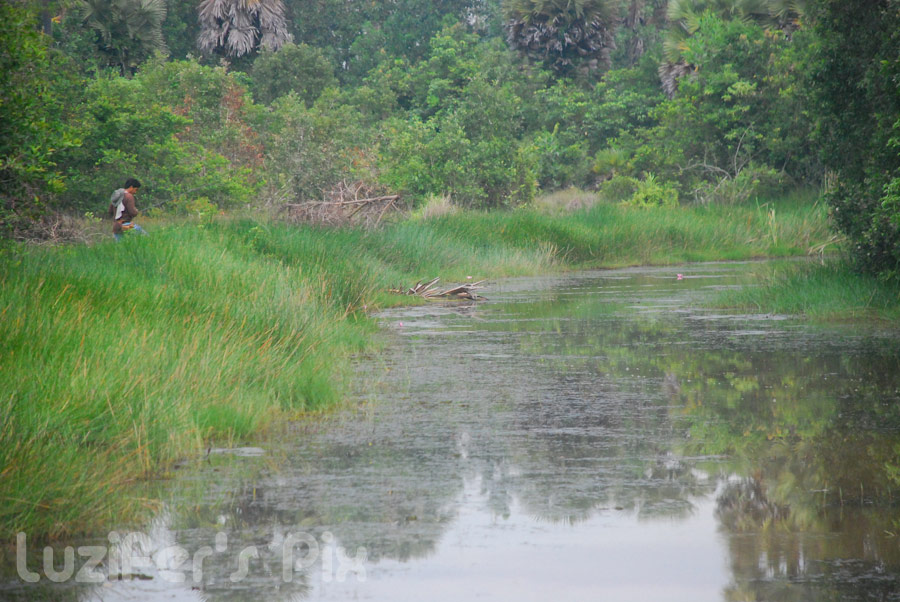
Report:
3,0,899,279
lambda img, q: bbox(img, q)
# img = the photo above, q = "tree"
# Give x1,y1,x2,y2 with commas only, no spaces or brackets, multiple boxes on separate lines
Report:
503,0,618,76
1,2,82,234
250,42,335,105
659,0,805,96
623,13,813,201
78,0,167,75
197,0,292,58
162,0,203,60
806,0,900,278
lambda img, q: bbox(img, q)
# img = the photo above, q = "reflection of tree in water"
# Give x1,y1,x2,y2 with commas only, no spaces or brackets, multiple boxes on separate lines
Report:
485,369,714,524
492,273,900,598
717,476,788,532
669,340,900,600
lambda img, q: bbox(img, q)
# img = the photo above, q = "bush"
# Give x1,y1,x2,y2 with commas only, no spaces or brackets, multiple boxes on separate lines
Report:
379,115,536,209
0,4,82,234
530,128,592,190
598,175,639,203
693,165,787,205
250,43,336,106
58,70,257,212
808,0,900,278
623,173,679,208
259,91,366,204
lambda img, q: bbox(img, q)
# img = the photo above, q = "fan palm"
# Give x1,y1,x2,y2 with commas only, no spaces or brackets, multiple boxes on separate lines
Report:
504,0,618,75
197,0,292,57
659,0,805,96
79,0,167,75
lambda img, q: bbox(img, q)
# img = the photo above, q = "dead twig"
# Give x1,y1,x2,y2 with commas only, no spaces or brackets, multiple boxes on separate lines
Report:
283,180,401,228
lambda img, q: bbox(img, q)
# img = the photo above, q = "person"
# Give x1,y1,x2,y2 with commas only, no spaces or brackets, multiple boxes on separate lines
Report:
109,178,147,241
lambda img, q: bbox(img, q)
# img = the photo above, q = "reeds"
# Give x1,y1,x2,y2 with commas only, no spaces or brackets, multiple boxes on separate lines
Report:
715,259,900,320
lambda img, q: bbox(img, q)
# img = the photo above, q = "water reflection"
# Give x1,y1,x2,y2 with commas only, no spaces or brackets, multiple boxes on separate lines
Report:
6,263,900,601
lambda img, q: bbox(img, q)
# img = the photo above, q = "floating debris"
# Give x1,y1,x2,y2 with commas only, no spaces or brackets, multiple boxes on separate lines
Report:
390,277,486,300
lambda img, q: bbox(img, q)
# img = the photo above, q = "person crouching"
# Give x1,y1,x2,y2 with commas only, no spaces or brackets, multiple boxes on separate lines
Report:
109,178,147,241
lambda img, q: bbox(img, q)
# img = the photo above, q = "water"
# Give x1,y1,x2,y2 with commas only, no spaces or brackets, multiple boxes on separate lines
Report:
7,262,900,601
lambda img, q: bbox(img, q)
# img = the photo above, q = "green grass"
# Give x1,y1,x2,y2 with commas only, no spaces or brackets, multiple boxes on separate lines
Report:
715,259,900,321
0,194,836,540
427,190,832,266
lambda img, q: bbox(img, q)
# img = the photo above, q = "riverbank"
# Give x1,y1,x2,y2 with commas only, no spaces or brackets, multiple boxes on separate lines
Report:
714,259,900,321
0,196,835,540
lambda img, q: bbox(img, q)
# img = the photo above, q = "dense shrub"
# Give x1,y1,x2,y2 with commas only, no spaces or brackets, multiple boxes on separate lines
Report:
250,43,336,106
57,61,259,212
624,173,679,208
637,17,807,187
807,0,900,278
0,4,81,233
258,91,366,203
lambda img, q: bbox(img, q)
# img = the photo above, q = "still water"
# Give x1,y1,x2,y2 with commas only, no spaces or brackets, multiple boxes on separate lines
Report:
9,263,900,601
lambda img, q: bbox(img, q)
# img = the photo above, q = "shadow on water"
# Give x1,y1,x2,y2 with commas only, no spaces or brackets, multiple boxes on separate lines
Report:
5,262,900,601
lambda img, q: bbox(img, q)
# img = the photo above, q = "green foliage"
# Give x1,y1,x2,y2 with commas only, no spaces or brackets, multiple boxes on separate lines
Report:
161,0,203,60
807,0,900,278
623,173,679,208
0,4,82,233
621,14,811,201
370,27,539,208
285,0,483,83
693,163,787,205
598,174,640,202
259,91,364,202
379,115,537,208
56,60,258,212
503,0,619,75
250,43,336,106
530,126,592,190
78,0,167,75
51,11,111,74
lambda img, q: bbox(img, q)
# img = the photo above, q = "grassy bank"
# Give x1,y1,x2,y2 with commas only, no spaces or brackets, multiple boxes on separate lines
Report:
1,197,832,540
715,259,900,321
426,192,829,266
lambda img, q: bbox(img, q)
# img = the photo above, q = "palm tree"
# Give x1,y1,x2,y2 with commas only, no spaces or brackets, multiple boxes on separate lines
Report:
658,0,806,96
197,0,292,58
79,0,167,75
503,0,618,76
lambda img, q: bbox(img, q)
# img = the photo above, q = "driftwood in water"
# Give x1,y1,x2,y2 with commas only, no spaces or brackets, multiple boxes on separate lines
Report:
284,181,400,228
391,278,486,300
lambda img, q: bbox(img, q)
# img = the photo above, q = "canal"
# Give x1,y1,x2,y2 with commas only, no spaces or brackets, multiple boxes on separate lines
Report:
9,263,900,601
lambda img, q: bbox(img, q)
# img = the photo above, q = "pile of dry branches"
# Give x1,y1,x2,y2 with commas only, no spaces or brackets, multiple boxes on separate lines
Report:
284,180,400,228
391,277,487,300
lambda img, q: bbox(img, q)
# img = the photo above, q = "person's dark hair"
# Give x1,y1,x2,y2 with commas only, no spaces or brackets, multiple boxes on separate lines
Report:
124,178,141,189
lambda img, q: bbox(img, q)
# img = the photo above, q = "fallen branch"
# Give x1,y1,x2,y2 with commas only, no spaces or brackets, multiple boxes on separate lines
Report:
283,181,401,228
391,278,487,300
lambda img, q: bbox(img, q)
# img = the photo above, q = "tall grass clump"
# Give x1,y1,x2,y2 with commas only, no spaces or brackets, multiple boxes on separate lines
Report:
0,225,367,538
715,259,900,320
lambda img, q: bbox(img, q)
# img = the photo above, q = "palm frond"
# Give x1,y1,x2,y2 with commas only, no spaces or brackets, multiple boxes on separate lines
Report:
198,0,290,56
